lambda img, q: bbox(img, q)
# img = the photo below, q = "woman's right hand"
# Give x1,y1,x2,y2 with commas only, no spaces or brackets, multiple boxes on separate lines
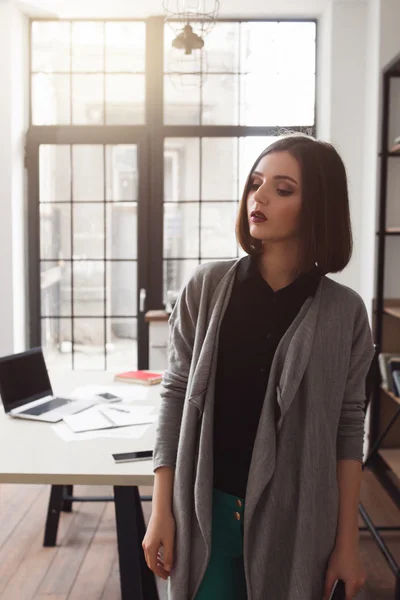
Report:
142,510,176,581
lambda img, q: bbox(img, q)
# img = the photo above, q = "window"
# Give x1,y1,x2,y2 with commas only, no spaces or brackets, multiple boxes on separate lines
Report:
28,18,316,370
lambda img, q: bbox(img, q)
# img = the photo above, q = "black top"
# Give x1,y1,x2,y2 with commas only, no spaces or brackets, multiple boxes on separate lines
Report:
212,255,323,499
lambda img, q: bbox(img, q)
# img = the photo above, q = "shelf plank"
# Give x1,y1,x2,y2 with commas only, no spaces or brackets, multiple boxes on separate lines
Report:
384,307,400,319
381,385,400,406
379,448,400,481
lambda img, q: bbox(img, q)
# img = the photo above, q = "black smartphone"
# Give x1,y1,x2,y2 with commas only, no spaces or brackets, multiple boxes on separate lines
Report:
328,579,346,600
112,450,153,463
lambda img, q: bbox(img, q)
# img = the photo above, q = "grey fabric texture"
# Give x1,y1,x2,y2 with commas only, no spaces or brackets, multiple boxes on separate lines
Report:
152,257,375,600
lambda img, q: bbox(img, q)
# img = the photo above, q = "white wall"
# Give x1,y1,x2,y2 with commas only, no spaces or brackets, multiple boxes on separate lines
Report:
316,0,332,140
0,0,28,356
317,1,371,296
360,0,380,310
0,2,14,356
12,3,29,353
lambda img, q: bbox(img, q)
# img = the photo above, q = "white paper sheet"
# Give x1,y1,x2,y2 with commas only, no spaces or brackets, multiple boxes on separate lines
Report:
63,406,114,432
99,405,157,427
52,421,150,442
62,404,157,433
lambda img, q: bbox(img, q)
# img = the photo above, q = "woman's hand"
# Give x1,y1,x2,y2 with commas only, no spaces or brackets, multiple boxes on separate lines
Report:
322,543,366,600
142,510,176,581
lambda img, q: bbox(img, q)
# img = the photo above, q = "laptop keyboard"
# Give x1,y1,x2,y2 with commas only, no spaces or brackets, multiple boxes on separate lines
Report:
21,397,71,416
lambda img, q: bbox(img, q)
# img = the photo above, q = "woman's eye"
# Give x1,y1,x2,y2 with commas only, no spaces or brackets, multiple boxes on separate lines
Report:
249,182,261,191
277,188,293,197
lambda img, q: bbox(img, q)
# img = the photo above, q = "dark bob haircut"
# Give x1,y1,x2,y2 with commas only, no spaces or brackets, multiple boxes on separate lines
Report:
235,134,353,275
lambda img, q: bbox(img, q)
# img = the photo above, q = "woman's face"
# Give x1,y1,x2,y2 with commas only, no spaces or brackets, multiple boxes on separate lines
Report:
246,151,302,245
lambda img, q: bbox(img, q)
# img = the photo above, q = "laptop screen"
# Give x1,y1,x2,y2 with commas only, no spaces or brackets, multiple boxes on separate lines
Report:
0,348,52,412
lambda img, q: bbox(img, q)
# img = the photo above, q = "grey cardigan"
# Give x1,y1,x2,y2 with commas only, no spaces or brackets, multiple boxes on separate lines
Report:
153,257,375,600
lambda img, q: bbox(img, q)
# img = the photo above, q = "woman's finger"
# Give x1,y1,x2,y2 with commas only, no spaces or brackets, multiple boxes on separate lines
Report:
143,547,167,580
157,557,168,571
149,558,169,580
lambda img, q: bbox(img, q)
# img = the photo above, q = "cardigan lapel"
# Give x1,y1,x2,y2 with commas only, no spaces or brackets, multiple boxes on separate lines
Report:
187,259,240,406
191,260,240,560
243,276,325,557
276,275,324,431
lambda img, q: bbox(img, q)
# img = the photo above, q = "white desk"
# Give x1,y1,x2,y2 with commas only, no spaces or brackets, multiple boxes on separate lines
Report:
0,370,161,600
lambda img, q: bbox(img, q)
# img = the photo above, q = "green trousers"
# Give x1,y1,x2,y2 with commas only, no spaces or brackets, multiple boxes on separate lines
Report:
194,487,247,600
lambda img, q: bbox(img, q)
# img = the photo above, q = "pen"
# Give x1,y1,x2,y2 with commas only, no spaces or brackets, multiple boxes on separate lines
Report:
107,406,130,414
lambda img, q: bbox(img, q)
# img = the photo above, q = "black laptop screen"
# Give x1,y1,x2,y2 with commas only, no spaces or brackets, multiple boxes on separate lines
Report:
0,348,52,412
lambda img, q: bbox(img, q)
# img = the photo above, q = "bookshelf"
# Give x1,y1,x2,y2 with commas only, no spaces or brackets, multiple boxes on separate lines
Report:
384,307,400,319
369,45,400,459
380,449,400,482
383,387,400,407
362,51,400,599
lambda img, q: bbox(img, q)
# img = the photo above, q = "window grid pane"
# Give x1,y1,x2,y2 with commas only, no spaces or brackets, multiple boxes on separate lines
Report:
38,143,139,370
163,20,316,128
31,19,146,126
32,21,71,73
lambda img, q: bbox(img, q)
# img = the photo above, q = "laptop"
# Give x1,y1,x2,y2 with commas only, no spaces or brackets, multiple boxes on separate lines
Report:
0,347,95,423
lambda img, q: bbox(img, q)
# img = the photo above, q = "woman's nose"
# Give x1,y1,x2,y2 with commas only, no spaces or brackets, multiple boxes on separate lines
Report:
254,189,267,205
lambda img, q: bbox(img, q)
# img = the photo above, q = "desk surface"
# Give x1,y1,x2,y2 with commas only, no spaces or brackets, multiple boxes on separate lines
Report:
0,369,162,487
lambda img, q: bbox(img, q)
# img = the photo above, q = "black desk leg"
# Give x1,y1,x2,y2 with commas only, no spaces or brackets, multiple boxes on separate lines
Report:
114,486,159,600
43,484,64,547
62,485,73,512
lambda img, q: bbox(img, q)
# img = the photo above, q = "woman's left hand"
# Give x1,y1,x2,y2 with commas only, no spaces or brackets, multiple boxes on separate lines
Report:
322,543,366,600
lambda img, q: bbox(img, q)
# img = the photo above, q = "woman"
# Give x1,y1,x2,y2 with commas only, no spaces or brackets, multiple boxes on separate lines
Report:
142,135,375,600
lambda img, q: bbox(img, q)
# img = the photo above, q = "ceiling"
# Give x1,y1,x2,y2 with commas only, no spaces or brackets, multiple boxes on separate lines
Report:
17,0,335,19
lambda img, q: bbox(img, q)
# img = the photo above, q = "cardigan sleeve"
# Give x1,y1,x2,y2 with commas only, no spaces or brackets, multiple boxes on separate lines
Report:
336,297,375,462
152,267,203,473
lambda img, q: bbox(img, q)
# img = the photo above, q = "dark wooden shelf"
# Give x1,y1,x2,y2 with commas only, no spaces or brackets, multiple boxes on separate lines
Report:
379,152,400,157
381,385,400,406
383,307,400,320
367,452,400,512
379,449,400,481
373,302,400,317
